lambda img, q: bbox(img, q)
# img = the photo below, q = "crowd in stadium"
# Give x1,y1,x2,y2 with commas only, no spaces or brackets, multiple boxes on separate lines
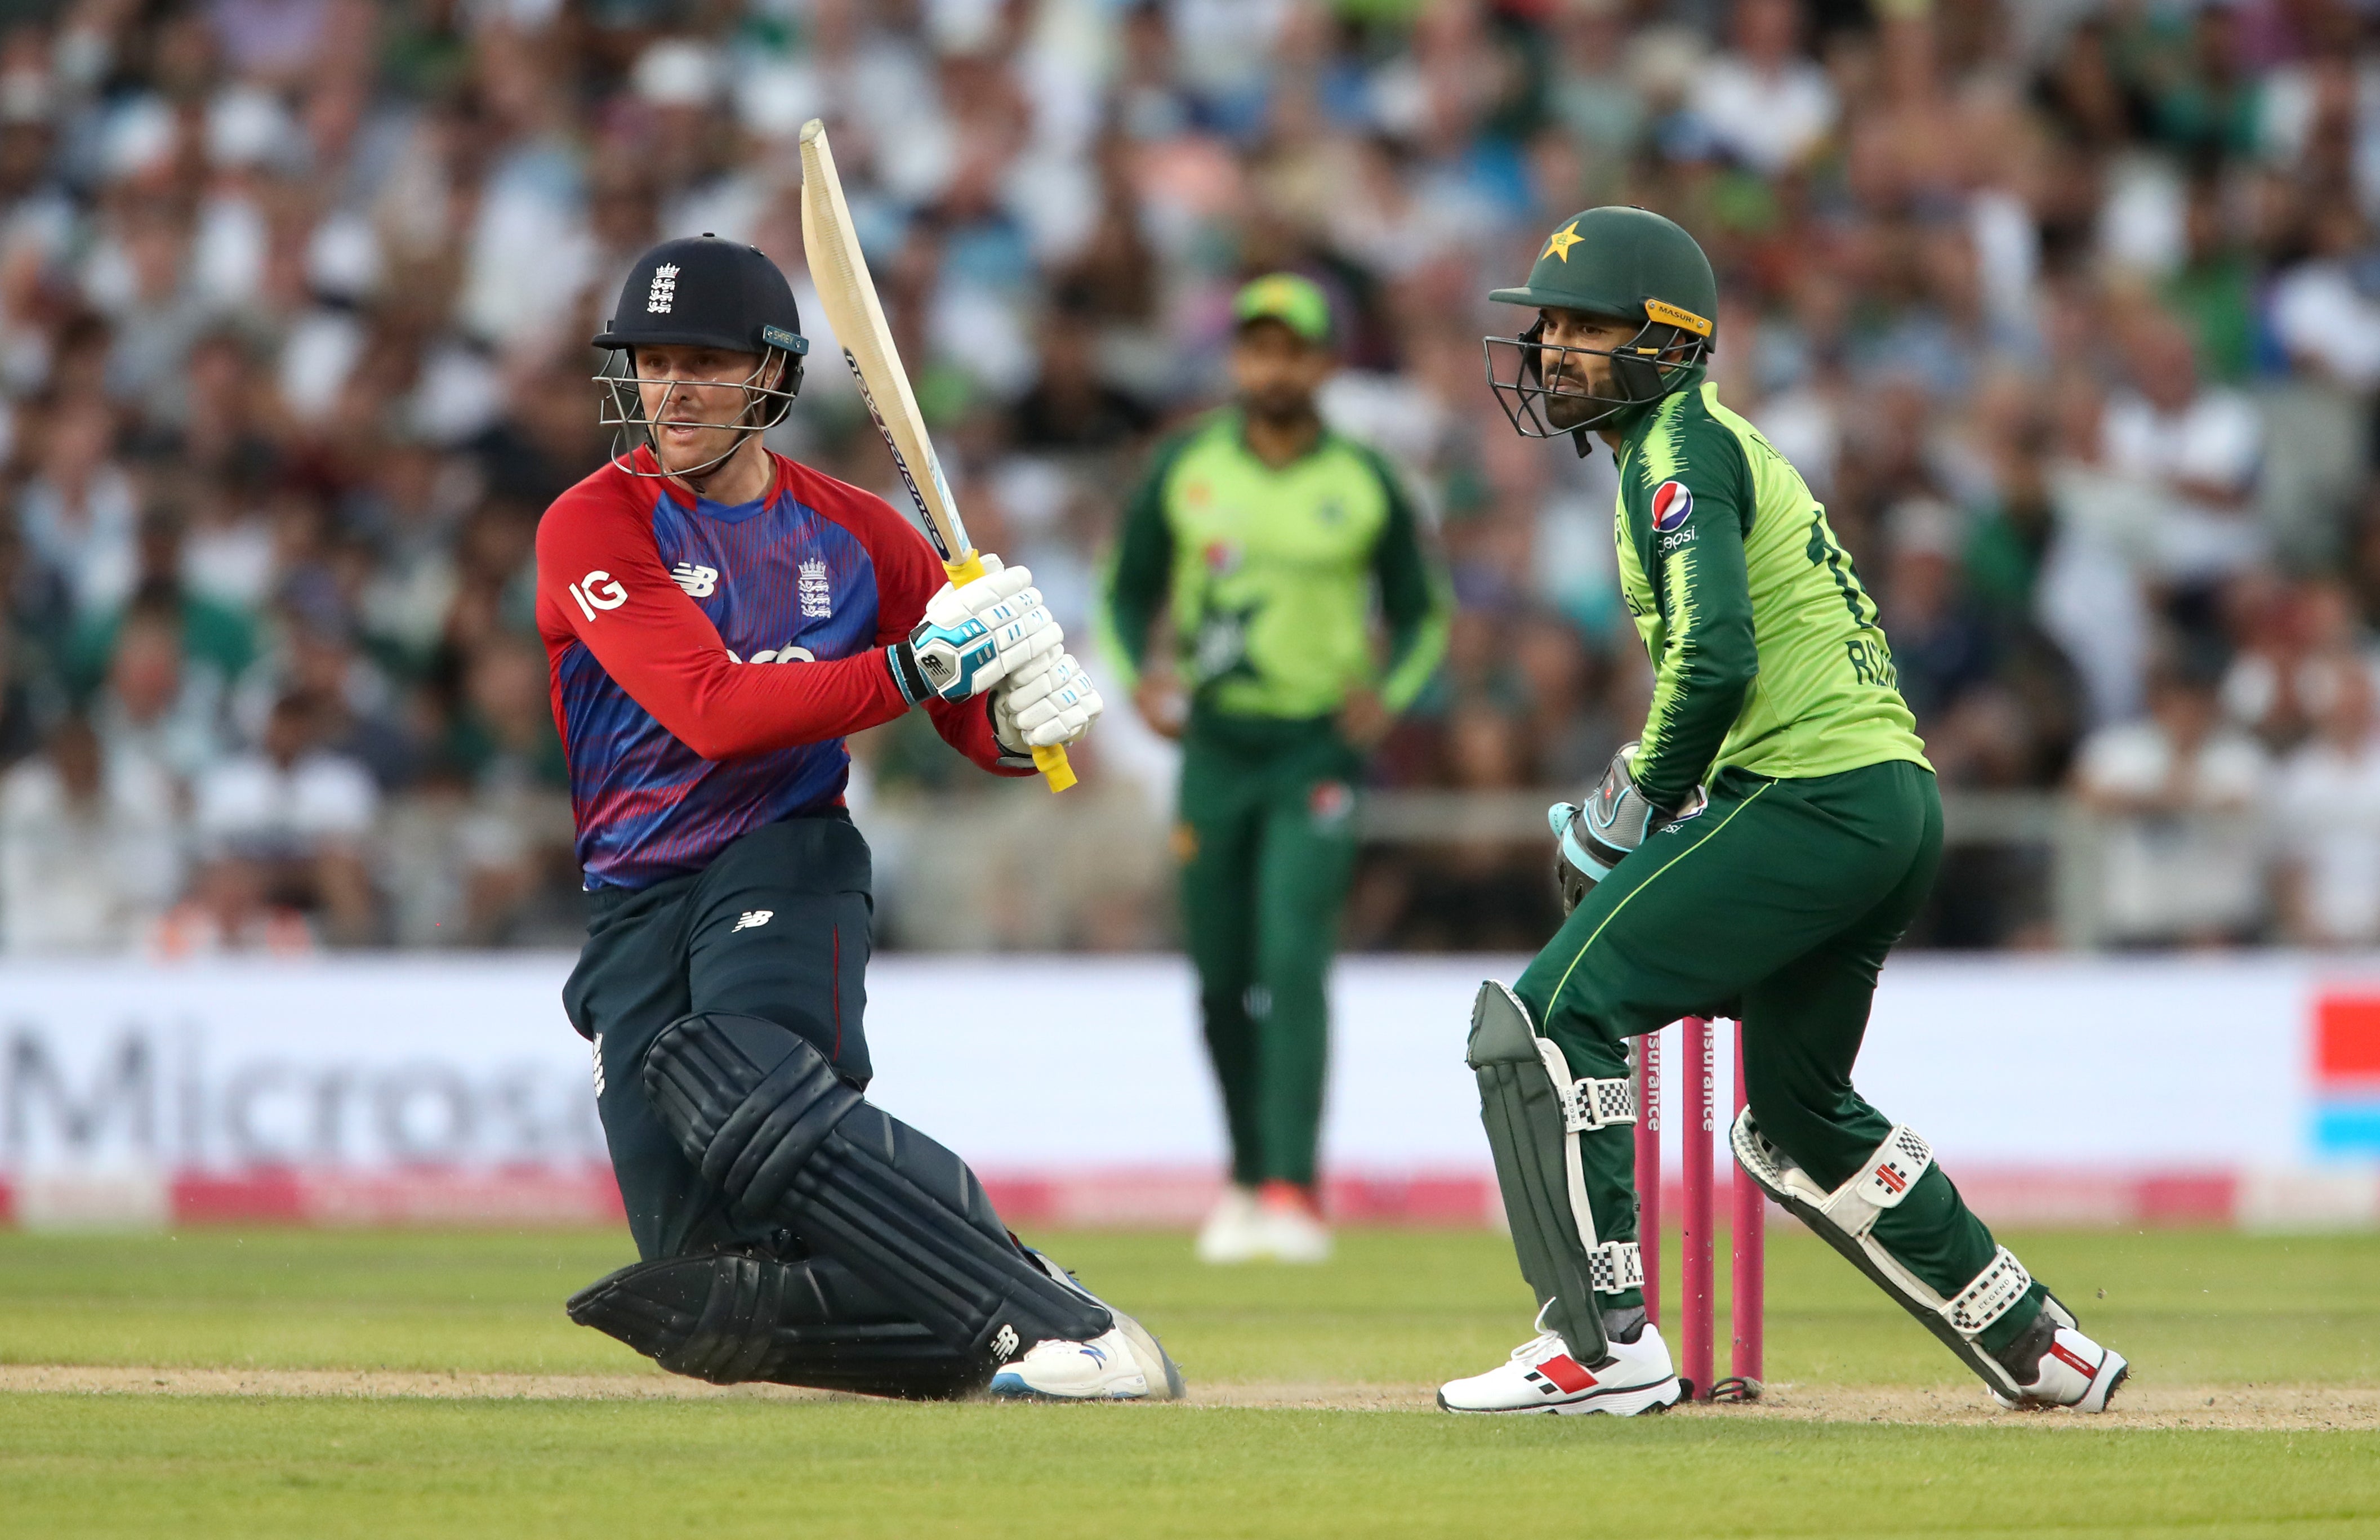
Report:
2,0,2380,954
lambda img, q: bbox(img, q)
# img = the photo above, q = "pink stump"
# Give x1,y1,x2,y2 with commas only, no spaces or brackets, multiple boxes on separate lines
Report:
1680,1016,1716,1400
1730,1022,1764,1389
1632,1031,1661,1327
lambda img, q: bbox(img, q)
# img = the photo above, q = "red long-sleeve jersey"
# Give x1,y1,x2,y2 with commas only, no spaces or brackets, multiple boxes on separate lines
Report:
536,447,1026,889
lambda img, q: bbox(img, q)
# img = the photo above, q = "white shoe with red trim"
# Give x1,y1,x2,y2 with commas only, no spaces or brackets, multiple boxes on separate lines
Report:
1990,1320,2128,1412
1436,1319,1683,1416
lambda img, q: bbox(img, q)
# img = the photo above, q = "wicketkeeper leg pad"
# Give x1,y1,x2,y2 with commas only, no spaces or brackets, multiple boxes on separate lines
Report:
641,1012,1112,1371
1469,981,1641,1367
567,1249,982,1399
1730,1110,2061,1399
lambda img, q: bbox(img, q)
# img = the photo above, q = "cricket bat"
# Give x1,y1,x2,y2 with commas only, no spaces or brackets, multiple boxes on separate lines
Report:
797,119,1076,793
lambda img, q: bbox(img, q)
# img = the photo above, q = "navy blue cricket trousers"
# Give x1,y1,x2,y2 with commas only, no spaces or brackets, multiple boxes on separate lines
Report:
563,813,875,1260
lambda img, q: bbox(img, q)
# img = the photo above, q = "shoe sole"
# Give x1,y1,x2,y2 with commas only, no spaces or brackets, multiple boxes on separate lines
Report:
987,1370,1152,1401
1437,1374,1683,1417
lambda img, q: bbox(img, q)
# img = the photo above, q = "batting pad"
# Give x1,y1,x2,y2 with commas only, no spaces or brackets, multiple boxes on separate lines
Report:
643,1012,1112,1368
1730,1109,2059,1400
567,1249,981,1399
1469,980,1632,1367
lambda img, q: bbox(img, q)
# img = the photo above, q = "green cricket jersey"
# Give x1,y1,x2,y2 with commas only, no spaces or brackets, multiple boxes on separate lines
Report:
1100,408,1452,722
1615,380,1931,809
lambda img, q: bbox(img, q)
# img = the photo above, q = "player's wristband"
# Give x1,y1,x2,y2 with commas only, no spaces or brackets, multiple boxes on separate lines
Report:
885,640,933,706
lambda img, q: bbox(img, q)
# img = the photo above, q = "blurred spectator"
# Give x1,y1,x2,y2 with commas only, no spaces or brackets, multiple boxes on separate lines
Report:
0,715,180,953
2074,659,2270,947
1009,302,1156,453
2268,203,2380,394
64,509,255,697
190,693,378,945
1689,0,1836,174
2100,313,2263,586
18,395,137,618
378,757,545,949
1880,498,1997,729
90,594,226,792
2275,656,2380,947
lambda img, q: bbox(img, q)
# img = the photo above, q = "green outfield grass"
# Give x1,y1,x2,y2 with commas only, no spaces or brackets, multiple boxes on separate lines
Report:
0,1226,2375,1537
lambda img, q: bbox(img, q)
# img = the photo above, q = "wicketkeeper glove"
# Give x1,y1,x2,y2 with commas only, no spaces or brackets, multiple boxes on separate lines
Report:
886,556,1057,704
1547,742,1706,915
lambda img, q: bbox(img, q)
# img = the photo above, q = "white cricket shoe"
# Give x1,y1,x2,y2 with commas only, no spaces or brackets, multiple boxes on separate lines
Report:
990,1325,1174,1400
1196,1185,1264,1264
1437,1319,1683,1416
1253,1182,1332,1265
988,1246,1186,1401
1991,1319,2128,1413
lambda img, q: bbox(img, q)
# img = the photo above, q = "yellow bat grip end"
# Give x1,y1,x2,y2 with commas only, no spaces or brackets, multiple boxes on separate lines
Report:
1033,743,1076,792
944,550,1076,791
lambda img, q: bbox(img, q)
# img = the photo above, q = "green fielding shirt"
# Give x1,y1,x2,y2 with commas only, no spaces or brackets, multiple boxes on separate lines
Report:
1615,380,1931,810
1100,408,1452,722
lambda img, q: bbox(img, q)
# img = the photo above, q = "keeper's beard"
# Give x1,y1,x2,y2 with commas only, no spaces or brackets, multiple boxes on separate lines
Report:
1540,359,1608,431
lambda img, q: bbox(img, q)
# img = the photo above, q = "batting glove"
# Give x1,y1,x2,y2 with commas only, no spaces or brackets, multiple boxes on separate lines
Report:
886,556,1057,704
993,645,1104,755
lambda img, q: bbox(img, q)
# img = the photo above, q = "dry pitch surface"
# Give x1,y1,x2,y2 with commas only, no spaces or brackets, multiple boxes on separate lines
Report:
3,1363,2376,1430
1,1226,2374,1537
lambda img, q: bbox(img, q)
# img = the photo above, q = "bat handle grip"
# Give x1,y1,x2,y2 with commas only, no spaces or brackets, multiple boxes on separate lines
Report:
944,551,1077,794
1031,743,1076,793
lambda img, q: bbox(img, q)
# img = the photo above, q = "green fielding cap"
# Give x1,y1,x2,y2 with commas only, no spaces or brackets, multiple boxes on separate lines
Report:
1488,206,1718,342
1233,272,1332,343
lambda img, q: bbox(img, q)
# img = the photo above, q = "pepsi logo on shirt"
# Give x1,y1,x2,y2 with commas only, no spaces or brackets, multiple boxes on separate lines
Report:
1651,481,1694,533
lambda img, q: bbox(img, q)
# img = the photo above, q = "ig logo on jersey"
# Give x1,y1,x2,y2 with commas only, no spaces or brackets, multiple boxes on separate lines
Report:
1651,481,1694,533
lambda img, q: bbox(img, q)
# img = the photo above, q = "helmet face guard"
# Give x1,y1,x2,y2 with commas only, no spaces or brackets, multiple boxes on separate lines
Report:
595,339,805,482
1482,315,1710,444
591,234,810,483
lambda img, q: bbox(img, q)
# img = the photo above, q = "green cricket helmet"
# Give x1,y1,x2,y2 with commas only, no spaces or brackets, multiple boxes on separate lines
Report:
1483,206,1717,449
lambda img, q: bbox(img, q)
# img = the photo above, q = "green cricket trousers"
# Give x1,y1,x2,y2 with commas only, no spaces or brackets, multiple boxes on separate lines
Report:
1176,712,1363,1190
1513,758,2045,1353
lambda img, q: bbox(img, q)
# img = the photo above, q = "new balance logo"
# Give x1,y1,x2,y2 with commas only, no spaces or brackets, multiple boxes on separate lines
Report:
798,556,832,619
732,910,774,932
646,263,680,314
591,1033,605,1097
671,562,719,598
992,1324,1021,1363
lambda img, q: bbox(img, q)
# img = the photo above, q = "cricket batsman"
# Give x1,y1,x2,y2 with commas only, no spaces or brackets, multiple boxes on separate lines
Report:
1101,274,1451,1264
540,234,1180,1401
1437,208,2128,1414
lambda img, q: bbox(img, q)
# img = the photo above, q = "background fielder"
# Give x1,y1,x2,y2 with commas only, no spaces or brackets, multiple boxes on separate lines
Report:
1102,274,1451,1265
1438,208,2131,1417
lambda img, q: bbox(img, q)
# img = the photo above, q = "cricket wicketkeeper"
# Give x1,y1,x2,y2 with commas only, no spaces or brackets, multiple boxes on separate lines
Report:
538,234,1180,1401
1438,208,2128,1416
